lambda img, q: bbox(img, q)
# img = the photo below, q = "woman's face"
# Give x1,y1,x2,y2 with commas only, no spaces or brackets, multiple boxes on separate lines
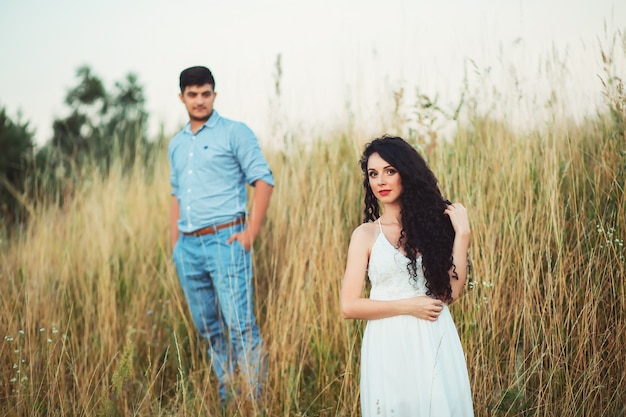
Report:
367,152,403,204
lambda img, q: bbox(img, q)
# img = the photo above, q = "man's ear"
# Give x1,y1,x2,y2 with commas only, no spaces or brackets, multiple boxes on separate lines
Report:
178,92,184,103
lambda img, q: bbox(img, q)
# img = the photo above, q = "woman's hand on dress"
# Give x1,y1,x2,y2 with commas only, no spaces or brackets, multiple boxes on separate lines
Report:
403,296,444,321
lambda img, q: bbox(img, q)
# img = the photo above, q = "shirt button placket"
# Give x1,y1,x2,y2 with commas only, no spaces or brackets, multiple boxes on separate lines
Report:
186,135,196,229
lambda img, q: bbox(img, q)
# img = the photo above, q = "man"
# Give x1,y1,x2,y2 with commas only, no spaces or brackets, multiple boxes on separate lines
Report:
168,66,274,402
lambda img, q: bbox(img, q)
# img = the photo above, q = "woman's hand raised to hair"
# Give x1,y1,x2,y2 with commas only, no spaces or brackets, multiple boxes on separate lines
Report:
444,203,471,237
399,296,444,321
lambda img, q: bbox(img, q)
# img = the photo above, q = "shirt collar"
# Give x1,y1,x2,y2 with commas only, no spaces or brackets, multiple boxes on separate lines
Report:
183,110,220,134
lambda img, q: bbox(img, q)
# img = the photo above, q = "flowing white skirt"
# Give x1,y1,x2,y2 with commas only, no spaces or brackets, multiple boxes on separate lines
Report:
360,306,474,417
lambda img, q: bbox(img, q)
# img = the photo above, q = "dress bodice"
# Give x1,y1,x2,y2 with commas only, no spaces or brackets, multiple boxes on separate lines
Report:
368,230,428,300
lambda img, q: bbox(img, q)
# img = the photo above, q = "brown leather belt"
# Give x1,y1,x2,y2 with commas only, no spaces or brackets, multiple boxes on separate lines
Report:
183,217,246,236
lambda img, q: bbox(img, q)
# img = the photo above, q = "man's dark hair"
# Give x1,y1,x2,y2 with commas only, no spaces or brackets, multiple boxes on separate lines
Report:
179,66,215,92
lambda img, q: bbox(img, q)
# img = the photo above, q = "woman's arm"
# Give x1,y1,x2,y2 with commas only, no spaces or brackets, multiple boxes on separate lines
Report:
445,203,471,302
340,224,444,321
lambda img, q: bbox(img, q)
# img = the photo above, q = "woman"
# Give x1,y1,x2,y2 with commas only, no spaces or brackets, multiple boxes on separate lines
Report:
341,136,474,416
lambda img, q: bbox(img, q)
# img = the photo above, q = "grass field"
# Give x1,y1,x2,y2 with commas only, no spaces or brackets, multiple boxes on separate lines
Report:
1,38,625,416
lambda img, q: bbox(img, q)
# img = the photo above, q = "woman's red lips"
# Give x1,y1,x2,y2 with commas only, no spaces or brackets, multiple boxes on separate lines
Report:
379,190,391,196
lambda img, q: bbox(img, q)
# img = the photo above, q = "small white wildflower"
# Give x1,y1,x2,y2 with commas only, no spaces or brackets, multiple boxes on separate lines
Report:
14,349,19,353
39,328,45,332
13,363,18,369
21,376,28,382
52,328,59,334
10,377,17,383
5,336,14,342
47,339,52,343
18,330,24,335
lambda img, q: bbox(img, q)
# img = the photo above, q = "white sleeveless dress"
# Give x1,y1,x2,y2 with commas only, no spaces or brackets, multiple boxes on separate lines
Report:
360,220,474,416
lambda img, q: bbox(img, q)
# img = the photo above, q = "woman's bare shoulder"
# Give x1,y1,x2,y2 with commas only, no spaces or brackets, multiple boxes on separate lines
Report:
347,222,378,261
350,221,378,240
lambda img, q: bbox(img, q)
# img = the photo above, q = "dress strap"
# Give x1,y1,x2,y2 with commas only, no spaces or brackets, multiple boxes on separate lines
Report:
377,218,383,233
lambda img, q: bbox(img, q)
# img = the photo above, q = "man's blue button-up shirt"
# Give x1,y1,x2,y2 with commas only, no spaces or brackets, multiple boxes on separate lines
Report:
168,110,274,233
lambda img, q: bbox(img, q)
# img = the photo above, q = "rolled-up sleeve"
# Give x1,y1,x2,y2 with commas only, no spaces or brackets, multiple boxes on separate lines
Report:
232,122,274,187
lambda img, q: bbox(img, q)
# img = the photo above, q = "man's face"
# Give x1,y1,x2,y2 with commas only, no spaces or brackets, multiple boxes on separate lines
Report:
179,83,216,123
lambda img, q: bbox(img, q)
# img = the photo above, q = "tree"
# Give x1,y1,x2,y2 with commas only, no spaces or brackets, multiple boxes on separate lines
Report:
0,107,35,222
52,65,107,157
104,72,149,162
49,65,149,168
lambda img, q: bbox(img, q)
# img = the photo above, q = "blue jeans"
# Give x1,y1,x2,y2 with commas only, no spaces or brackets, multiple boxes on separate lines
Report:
173,222,264,400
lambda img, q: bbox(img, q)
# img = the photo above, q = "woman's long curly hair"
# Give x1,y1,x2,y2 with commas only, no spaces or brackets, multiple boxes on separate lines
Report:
360,136,457,302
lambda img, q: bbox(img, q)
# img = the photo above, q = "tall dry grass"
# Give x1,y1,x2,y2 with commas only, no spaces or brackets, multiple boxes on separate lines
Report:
2,39,625,417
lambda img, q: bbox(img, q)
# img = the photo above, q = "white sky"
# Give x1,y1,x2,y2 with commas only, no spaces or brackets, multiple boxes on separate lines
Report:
1,0,624,145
